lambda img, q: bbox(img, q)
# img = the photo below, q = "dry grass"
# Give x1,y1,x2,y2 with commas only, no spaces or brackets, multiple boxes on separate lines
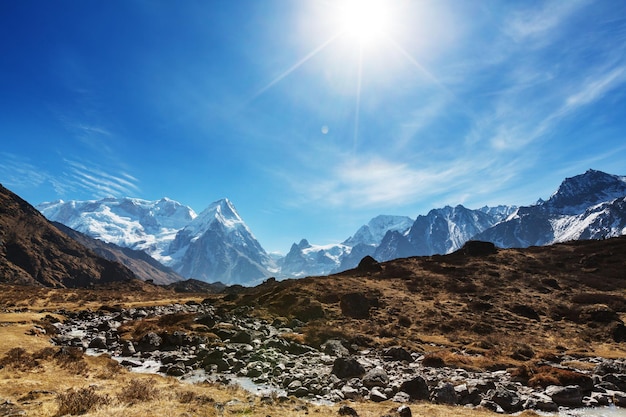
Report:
0,294,506,417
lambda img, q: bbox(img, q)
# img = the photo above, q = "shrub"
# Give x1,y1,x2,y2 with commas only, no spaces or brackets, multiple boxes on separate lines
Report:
117,378,158,405
0,347,41,371
56,387,110,416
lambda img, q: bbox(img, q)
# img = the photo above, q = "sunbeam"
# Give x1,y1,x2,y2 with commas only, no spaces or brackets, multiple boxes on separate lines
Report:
250,33,341,101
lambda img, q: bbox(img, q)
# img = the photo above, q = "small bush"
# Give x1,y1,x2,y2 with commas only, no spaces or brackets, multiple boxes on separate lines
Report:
0,347,32,370
54,347,88,375
117,378,158,405
56,387,110,416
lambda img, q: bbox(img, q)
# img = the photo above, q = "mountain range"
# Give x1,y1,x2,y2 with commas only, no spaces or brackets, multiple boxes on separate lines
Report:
35,169,626,285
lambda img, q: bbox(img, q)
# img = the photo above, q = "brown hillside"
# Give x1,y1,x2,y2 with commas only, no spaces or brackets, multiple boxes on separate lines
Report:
0,184,136,287
227,237,626,364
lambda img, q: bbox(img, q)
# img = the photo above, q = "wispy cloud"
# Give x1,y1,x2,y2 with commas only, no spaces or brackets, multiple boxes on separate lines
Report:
0,153,48,189
506,0,591,43
52,159,141,199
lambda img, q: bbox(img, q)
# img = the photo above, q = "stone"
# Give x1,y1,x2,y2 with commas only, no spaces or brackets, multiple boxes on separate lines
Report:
613,391,626,407
137,332,162,352
432,383,457,405
122,340,137,356
356,256,382,274
88,336,108,350
369,387,387,402
397,405,412,417
362,367,389,388
341,385,360,400
399,376,429,401
391,392,410,403
383,347,413,362
486,387,522,413
545,385,583,407
332,357,365,379
322,339,350,357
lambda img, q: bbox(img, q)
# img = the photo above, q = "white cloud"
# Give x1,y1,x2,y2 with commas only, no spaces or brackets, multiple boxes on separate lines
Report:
62,160,141,198
0,153,48,189
507,0,590,43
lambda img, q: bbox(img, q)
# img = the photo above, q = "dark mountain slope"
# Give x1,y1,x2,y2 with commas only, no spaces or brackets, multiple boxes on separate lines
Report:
51,222,183,285
0,184,136,287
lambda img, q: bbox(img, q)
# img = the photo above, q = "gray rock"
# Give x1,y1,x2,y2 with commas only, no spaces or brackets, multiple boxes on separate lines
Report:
341,385,360,400
614,391,626,407
432,382,457,405
137,332,162,352
88,336,108,350
383,347,413,362
322,339,349,357
362,367,389,388
486,386,522,413
397,405,412,417
399,376,429,400
121,341,136,356
369,387,387,402
545,385,583,407
332,357,365,379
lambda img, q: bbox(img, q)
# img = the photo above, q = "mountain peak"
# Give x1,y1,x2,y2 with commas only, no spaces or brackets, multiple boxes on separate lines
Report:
194,198,243,230
547,169,626,214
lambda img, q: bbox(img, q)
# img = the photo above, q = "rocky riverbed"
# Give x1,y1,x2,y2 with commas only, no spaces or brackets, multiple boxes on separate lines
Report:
46,301,626,414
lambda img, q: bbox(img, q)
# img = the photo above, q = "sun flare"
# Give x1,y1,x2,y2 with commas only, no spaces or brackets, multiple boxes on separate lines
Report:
337,0,392,46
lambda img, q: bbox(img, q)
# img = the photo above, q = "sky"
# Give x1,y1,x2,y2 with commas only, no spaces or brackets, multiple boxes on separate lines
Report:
1,0,626,254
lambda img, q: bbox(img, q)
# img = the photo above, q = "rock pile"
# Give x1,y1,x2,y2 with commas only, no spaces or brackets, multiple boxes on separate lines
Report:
47,302,626,413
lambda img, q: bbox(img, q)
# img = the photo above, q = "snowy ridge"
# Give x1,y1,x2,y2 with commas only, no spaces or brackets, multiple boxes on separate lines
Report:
37,169,626,284
37,197,196,262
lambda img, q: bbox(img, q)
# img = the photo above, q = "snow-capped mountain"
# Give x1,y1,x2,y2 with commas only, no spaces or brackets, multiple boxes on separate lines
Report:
165,199,276,285
343,215,414,247
36,169,626,284
374,204,517,261
38,197,274,285
278,216,414,277
37,197,196,264
278,239,350,278
475,170,626,247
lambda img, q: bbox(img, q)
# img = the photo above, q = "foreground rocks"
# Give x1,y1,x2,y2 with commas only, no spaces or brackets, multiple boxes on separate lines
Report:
46,302,626,413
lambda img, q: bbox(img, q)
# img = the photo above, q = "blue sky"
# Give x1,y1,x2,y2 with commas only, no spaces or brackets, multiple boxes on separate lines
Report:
1,0,625,254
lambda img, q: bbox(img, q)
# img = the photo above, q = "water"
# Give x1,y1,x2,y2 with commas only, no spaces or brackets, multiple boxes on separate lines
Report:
558,407,626,417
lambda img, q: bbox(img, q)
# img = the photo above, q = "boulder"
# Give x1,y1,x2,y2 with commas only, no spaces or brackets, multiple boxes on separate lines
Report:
363,367,389,389
356,256,382,274
332,357,365,379
545,385,583,407
383,346,413,362
121,341,136,356
432,382,457,405
136,332,162,352
369,387,387,402
485,387,522,413
322,339,350,357
399,376,430,401
88,336,108,350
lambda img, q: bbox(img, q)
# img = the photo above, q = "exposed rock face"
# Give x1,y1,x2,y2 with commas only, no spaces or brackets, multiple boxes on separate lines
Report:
0,184,136,287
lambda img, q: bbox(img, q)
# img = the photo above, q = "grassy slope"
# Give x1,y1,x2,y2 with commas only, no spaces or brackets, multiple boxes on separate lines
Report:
1,237,625,416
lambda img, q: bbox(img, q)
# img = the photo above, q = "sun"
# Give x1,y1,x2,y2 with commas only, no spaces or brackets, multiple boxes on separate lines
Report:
337,0,392,46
